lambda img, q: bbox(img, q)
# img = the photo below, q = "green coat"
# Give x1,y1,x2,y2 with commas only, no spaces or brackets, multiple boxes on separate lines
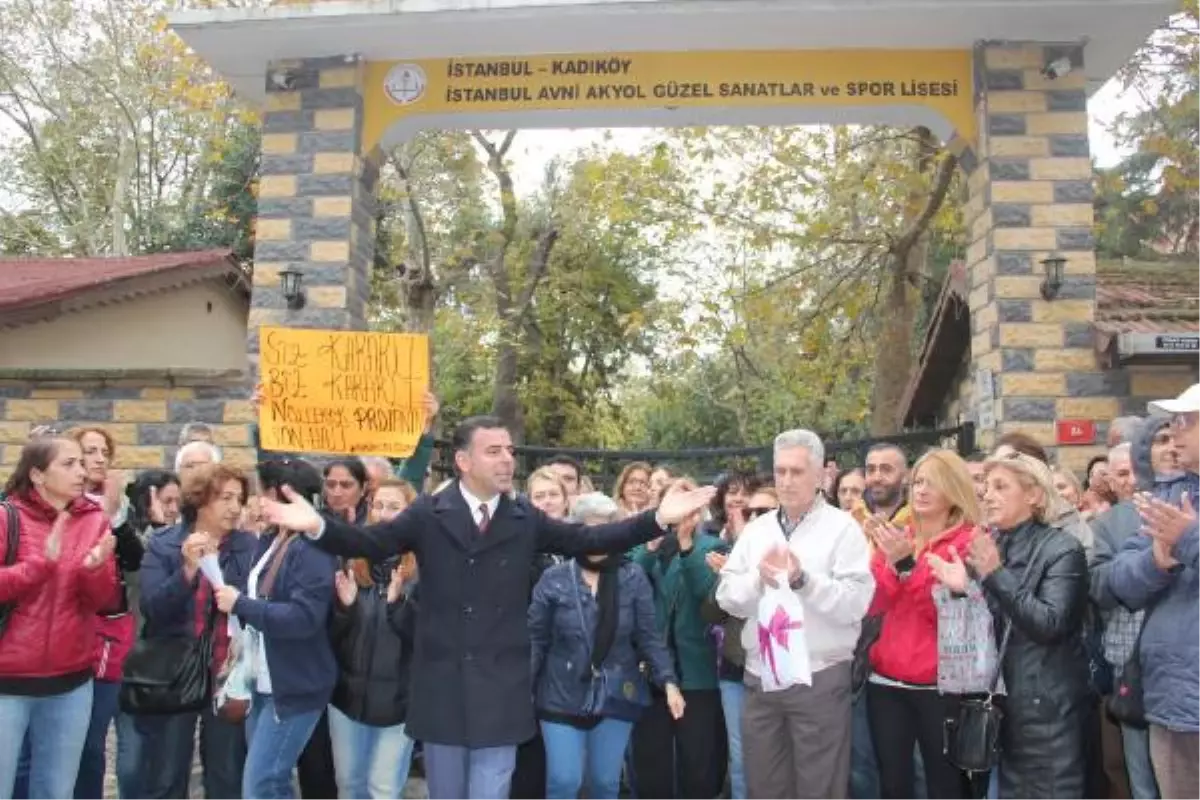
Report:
631,532,722,690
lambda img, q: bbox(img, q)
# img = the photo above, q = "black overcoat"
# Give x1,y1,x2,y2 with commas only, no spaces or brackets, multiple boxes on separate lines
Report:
315,481,663,747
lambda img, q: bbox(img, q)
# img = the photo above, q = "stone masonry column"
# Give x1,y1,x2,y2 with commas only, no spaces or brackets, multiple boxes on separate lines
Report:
249,54,376,367
963,42,1111,472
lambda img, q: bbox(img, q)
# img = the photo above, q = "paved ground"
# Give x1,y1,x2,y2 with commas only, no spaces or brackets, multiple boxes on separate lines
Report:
101,730,429,799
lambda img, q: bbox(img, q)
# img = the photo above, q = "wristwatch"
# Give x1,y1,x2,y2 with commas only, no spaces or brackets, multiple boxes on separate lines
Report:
789,569,808,591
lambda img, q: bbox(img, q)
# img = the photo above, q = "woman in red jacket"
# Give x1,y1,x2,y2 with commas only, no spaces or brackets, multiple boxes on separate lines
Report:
0,436,119,799
862,448,981,799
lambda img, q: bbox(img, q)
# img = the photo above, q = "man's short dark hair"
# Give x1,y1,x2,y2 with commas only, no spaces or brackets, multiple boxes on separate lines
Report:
996,431,1049,464
545,454,583,479
865,442,907,465
452,416,508,453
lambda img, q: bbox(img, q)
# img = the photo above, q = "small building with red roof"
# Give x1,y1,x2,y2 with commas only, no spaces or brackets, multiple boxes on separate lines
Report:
900,258,1198,473
0,250,257,475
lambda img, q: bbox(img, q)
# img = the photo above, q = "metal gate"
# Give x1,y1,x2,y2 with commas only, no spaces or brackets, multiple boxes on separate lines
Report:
428,422,977,491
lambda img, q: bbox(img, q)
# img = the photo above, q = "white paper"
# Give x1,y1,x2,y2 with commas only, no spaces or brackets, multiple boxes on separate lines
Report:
199,554,225,588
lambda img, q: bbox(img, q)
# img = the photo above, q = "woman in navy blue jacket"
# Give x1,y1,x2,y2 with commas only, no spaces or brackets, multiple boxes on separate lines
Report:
214,459,338,800
137,463,258,799
528,493,684,800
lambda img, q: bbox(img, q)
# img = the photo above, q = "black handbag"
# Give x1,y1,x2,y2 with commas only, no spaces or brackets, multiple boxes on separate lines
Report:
119,599,216,715
943,533,1054,774
1107,609,1153,728
0,502,20,638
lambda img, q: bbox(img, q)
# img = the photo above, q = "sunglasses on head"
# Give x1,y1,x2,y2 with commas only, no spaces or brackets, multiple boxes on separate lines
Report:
743,506,775,520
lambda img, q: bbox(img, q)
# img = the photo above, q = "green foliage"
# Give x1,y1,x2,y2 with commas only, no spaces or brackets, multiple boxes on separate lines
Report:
1099,1,1199,257
0,0,256,257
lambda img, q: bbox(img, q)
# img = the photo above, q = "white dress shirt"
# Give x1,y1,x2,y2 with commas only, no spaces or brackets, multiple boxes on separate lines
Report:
716,495,874,676
459,483,501,528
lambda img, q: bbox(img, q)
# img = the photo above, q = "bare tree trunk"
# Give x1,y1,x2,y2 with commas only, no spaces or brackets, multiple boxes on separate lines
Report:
870,127,958,434
111,128,134,256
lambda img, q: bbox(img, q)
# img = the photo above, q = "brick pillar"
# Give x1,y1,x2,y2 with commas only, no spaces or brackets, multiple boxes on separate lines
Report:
964,42,1109,469
249,54,375,366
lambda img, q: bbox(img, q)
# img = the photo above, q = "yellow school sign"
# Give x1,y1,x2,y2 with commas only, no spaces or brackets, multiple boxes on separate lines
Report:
362,49,976,153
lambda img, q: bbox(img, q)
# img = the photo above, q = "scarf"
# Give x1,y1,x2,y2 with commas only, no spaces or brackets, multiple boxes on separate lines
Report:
576,553,622,677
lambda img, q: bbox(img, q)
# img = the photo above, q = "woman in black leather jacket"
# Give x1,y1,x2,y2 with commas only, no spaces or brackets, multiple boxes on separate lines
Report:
327,478,420,799
929,452,1090,798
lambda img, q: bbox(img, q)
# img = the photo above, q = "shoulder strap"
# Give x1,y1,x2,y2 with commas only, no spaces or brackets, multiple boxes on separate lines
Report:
569,562,592,661
989,530,1058,693
260,533,297,600
2,503,18,566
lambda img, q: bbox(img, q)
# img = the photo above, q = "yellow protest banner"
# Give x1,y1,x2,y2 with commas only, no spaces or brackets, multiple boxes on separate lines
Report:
361,49,976,152
258,326,429,458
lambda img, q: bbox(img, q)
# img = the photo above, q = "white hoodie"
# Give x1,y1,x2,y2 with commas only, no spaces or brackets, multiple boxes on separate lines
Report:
715,496,874,677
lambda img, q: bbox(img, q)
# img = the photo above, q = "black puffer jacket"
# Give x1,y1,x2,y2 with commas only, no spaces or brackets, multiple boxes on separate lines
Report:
982,520,1090,799
330,559,418,727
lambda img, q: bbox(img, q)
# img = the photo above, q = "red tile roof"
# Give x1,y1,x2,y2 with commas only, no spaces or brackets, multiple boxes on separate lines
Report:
0,249,236,315
1093,260,1199,338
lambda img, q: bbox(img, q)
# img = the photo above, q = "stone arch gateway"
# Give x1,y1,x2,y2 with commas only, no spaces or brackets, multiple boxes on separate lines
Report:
171,0,1175,460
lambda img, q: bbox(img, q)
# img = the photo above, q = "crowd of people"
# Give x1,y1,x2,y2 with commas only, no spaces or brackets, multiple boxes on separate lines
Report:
0,383,1197,800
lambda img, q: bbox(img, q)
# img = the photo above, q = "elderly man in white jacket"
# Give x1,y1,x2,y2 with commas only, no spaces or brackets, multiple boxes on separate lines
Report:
716,429,874,799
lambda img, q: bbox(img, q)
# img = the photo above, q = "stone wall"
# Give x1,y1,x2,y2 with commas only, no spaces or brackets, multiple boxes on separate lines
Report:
964,41,1107,473
0,377,255,483
250,55,376,370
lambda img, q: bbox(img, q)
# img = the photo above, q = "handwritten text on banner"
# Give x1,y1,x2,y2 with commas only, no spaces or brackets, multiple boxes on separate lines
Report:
258,326,430,458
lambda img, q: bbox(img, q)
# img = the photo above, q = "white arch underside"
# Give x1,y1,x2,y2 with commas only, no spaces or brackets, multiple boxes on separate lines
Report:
375,103,957,150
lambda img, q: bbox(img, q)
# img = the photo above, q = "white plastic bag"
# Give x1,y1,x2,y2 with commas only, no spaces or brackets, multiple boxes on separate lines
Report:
933,581,1005,695
756,580,812,691
213,620,253,720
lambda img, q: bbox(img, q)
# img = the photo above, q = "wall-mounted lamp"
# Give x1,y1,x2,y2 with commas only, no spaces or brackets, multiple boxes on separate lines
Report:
280,267,306,310
1040,254,1066,300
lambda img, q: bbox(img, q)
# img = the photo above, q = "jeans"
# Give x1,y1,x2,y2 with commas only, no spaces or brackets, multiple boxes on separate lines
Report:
423,743,517,800
327,705,414,799
718,680,747,799
138,705,246,799
540,718,634,800
243,693,322,800
0,680,94,799
1122,723,1160,799
75,681,141,800
850,690,879,799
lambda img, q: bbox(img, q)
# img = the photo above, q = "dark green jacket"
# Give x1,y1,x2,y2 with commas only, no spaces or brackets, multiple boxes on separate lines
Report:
630,532,721,690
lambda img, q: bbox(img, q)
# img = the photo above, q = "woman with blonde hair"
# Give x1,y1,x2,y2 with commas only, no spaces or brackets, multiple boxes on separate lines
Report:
527,467,570,520
927,452,1090,798
612,462,653,517
1051,467,1083,510
862,449,982,798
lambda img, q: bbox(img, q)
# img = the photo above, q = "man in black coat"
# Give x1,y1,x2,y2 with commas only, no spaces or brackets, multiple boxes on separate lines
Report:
260,415,715,800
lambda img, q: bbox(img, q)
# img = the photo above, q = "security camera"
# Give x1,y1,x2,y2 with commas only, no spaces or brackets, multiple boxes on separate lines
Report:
269,69,296,91
1041,57,1073,80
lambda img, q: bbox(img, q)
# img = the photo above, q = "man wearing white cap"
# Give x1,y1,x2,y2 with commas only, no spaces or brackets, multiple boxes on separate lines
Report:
1108,383,1200,800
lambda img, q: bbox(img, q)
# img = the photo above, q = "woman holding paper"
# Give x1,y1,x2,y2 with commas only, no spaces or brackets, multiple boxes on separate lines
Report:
862,449,981,799
137,463,258,799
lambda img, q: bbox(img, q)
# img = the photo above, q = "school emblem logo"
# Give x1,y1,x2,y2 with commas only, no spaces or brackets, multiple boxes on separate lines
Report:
384,64,426,105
